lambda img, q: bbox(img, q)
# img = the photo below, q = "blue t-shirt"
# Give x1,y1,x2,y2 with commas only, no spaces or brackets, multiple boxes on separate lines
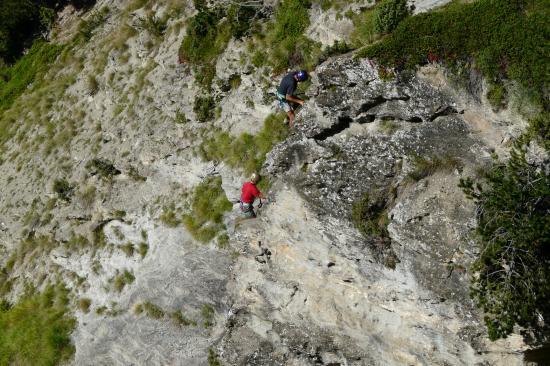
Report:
277,72,297,97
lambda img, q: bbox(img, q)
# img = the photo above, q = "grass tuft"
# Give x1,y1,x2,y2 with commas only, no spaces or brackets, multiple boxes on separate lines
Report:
406,154,462,182
182,176,232,243
0,284,75,366
199,113,288,176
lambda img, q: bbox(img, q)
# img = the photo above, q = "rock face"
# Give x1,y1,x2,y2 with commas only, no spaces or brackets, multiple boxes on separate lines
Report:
0,1,533,365
217,55,526,365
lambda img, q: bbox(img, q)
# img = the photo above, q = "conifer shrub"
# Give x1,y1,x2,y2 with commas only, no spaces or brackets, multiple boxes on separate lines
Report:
193,95,215,122
374,0,409,34
459,148,550,340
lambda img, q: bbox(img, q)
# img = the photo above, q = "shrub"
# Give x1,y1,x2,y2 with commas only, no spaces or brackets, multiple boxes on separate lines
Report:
359,0,549,108
53,178,74,201
266,0,320,71
182,176,232,243
524,112,549,151
85,158,121,180
374,0,409,34
0,285,75,366
193,95,215,122
459,148,550,340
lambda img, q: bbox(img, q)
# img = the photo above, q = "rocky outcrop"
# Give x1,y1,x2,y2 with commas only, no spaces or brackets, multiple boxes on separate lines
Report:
216,55,526,365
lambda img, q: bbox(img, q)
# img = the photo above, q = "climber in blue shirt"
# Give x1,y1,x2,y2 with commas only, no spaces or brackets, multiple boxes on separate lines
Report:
277,70,308,128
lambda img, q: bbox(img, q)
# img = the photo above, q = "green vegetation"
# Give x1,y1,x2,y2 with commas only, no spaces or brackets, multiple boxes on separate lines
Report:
193,95,215,122
460,147,549,340
351,191,399,269
374,0,409,34
53,178,74,201
359,0,549,108
378,119,399,135
208,349,222,366
486,83,507,110
406,154,462,181
160,204,181,227
78,185,97,208
138,242,149,258
182,176,232,243
200,303,215,327
76,6,110,43
141,301,165,319
77,298,92,313
113,270,135,292
351,193,389,238
265,0,320,71
120,243,135,257
0,40,63,113
85,158,121,180
0,284,75,366
170,310,195,327
199,113,288,176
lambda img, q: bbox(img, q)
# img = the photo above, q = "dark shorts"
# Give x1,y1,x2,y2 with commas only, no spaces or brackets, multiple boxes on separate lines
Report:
240,201,256,218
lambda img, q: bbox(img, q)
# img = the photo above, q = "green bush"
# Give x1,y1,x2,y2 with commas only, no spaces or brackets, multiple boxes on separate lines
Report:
524,112,549,151
0,285,75,366
182,176,232,243
199,113,288,176
193,95,215,122
359,0,549,108
85,158,121,179
53,178,74,201
459,148,550,340
374,0,409,34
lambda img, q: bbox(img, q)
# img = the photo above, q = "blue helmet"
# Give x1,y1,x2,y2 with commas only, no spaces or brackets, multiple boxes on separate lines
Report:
296,70,308,81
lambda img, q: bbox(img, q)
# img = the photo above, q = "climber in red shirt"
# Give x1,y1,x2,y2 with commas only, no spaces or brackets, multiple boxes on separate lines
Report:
240,173,267,218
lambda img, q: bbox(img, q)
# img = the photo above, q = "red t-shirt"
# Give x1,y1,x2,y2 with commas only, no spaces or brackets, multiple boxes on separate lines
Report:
241,182,261,204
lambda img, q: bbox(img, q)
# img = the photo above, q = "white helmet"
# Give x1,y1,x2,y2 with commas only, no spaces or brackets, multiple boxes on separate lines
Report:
250,173,260,183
